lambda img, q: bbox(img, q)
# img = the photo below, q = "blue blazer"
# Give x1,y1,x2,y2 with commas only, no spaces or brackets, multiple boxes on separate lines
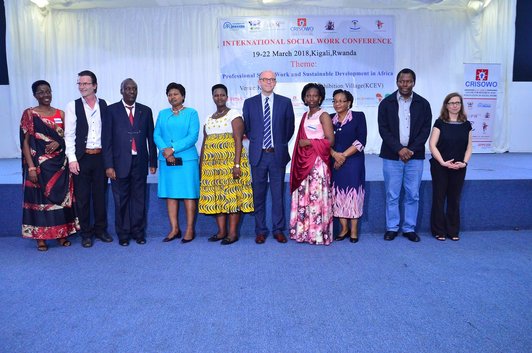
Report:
243,93,295,167
102,101,157,178
153,107,199,162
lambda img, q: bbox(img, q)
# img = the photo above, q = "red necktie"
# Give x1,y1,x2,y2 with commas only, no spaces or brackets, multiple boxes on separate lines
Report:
126,106,137,153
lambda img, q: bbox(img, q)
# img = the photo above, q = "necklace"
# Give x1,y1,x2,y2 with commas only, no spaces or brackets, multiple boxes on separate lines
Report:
172,106,185,115
212,107,229,119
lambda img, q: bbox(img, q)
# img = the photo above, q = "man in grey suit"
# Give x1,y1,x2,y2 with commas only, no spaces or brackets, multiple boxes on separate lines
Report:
243,70,295,244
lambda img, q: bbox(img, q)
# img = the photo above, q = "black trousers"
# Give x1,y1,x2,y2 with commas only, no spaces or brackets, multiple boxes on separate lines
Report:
73,153,108,238
430,158,467,237
110,156,148,241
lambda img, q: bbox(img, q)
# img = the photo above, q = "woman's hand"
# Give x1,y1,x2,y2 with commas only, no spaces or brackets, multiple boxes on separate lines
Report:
45,141,59,154
333,151,346,164
441,159,459,170
162,147,174,159
298,139,311,148
232,166,241,179
28,169,38,183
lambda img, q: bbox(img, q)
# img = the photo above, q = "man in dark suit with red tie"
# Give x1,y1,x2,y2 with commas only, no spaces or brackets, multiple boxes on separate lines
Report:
243,70,295,244
102,78,157,246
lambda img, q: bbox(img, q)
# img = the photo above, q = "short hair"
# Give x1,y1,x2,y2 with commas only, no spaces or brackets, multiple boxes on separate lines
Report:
32,80,50,94
301,83,326,107
78,70,98,93
211,84,228,95
120,78,137,91
166,82,186,101
440,92,467,123
332,89,354,109
396,68,416,83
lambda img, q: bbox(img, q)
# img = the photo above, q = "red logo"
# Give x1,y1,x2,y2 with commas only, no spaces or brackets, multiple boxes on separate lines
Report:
297,18,307,27
476,69,489,81
376,20,384,29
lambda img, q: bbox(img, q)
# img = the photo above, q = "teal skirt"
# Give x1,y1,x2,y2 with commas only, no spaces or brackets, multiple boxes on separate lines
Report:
157,159,200,199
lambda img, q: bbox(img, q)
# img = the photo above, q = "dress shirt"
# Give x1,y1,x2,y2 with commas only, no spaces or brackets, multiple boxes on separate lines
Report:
64,96,103,162
397,91,412,146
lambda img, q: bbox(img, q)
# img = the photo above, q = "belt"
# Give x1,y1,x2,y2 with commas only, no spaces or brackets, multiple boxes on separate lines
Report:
263,147,274,153
85,148,102,155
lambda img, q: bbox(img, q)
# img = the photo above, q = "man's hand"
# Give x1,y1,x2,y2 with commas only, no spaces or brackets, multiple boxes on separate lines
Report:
398,147,413,162
69,161,80,175
106,168,117,180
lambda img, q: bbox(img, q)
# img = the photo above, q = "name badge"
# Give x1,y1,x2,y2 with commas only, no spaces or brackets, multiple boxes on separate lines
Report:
54,118,62,124
307,124,317,131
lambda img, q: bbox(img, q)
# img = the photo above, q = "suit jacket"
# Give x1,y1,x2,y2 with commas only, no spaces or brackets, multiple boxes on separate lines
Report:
377,90,432,160
102,101,157,178
243,93,295,167
74,98,107,161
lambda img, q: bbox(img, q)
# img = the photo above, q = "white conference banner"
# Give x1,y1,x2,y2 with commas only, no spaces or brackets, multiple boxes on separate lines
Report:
219,15,395,112
463,63,500,153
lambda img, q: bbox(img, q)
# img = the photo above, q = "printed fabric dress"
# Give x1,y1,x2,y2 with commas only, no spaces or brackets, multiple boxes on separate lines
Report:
331,111,367,218
199,109,254,214
289,109,333,245
20,108,79,239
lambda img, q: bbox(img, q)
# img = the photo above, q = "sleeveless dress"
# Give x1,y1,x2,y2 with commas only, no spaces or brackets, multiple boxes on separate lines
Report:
289,109,333,245
20,108,79,239
199,109,254,214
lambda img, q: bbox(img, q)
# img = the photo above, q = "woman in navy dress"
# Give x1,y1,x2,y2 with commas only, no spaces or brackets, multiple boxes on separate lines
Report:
330,89,367,243
154,83,200,243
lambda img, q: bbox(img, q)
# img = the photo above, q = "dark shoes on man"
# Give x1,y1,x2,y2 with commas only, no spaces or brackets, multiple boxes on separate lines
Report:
273,233,288,243
383,231,398,241
255,233,288,244
383,231,420,242
403,232,420,242
95,232,113,243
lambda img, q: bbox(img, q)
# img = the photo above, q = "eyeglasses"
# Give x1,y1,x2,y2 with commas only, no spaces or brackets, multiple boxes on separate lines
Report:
260,78,276,83
77,82,93,87
333,100,348,104
447,101,462,106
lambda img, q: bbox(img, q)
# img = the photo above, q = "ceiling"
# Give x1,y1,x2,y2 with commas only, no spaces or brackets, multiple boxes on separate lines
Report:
37,0,481,11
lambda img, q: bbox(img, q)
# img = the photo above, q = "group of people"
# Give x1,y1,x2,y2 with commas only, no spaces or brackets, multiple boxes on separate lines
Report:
20,68,472,251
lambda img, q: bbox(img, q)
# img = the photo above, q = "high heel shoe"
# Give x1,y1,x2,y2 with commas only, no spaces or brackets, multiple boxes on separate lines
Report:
335,229,350,241
208,234,225,242
181,232,195,243
349,236,359,243
163,230,181,242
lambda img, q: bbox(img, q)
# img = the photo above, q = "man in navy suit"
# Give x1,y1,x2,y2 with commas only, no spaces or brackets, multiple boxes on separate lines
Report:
102,78,157,246
243,70,295,244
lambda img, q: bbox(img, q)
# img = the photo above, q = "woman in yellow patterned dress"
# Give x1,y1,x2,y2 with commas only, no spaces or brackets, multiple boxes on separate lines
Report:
199,84,254,245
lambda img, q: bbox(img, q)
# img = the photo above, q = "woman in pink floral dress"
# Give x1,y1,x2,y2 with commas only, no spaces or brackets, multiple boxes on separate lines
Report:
289,83,335,245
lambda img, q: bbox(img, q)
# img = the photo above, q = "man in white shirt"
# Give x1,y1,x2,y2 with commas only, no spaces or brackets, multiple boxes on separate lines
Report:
64,70,112,248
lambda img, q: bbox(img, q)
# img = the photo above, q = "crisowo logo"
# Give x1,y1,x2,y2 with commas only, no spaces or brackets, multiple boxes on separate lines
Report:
350,20,361,30
476,69,489,81
223,22,246,30
291,18,314,32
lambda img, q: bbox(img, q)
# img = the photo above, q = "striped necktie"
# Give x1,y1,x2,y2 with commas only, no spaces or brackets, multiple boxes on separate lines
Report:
263,97,272,149
126,106,137,153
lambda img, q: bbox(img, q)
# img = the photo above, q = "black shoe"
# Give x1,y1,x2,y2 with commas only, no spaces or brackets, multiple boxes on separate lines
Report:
349,236,359,243
136,238,146,245
119,239,130,246
403,232,420,242
163,230,181,242
208,234,225,242
95,232,113,243
384,231,398,241
82,238,93,248
181,233,195,243
335,230,349,241
221,236,239,245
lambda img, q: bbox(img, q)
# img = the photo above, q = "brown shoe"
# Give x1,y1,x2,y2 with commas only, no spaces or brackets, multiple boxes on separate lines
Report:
273,233,288,243
255,234,266,244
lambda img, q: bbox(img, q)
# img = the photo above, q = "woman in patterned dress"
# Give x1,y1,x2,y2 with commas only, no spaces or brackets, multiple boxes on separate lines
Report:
199,84,254,245
330,89,367,243
289,83,335,245
20,80,79,251
154,83,200,243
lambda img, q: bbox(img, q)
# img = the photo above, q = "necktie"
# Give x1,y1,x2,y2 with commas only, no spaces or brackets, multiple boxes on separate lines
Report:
263,97,272,149
126,106,137,153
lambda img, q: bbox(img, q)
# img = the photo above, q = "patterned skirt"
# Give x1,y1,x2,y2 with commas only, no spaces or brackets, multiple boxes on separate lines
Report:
289,157,333,245
199,133,254,214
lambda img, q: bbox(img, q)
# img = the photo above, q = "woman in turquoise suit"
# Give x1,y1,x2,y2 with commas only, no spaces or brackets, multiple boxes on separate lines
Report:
154,82,200,243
